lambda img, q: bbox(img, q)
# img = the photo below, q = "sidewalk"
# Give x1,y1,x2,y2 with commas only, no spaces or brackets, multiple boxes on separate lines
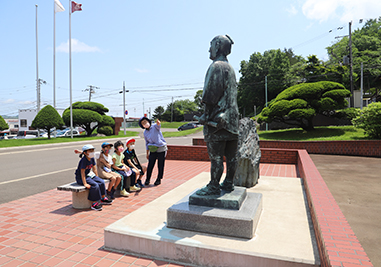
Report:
0,161,296,267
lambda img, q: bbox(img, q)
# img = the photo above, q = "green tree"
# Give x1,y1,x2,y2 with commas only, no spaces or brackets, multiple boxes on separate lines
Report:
152,106,165,120
194,89,204,113
31,105,64,139
161,99,198,122
238,49,302,116
257,81,350,131
326,18,381,97
0,115,9,131
62,101,114,137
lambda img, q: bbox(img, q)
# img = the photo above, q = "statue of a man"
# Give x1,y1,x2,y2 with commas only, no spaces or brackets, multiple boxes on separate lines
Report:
196,35,239,196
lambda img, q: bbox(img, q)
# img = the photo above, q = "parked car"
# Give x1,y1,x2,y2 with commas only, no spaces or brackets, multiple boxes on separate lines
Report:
17,130,39,139
178,123,198,131
57,129,80,137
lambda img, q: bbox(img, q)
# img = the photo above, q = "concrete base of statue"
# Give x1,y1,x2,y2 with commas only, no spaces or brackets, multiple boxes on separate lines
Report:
104,172,320,267
167,187,262,239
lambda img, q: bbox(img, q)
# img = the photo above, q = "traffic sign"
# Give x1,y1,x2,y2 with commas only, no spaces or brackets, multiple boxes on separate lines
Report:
125,110,128,115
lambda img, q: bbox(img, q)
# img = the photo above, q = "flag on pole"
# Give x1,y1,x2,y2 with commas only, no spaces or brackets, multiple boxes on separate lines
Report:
54,0,65,13
71,1,82,13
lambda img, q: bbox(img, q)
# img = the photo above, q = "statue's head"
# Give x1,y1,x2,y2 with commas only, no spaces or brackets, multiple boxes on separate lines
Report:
209,34,234,60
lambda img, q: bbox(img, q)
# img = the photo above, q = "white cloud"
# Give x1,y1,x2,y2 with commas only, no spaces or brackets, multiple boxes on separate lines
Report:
302,0,381,23
56,39,101,53
18,101,34,105
135,68,149,73
3,99,15,104
286,5,298,16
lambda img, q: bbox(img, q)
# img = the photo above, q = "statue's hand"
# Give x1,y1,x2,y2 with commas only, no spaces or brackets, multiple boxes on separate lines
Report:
197,114,206,125
215,113,226,129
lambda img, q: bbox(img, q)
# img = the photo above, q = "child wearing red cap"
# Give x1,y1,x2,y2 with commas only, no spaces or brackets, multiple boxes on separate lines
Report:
123,138,147,188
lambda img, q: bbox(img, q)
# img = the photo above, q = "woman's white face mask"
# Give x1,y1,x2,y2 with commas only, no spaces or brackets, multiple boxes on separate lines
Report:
129,145,135,149
88,152,95,158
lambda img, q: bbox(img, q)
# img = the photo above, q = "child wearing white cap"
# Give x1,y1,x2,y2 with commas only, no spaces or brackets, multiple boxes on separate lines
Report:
75,144,113,211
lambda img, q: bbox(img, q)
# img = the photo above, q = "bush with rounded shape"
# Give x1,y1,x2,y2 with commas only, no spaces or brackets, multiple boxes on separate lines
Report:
352,102,381,139
97,126,113,136
31,105,64,139
0,115,9,131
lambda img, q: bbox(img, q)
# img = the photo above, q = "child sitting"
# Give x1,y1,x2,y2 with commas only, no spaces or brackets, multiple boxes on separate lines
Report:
75,144,113,211
96,142,122,199
123,138,147,188
112,140,141,195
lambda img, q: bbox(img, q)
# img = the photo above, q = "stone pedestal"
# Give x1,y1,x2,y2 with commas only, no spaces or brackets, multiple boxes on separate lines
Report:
167,187,262,239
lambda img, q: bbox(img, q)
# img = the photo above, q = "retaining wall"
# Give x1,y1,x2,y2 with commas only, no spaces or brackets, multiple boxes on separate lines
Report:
192,138,381,157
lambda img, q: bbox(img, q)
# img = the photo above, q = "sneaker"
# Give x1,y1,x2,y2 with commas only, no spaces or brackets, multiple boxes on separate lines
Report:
120,189,130,197
101,196,113,205
137,179,145,188
91,202,102,211
129,185,141,192
154,179,161,186
109,188,116,199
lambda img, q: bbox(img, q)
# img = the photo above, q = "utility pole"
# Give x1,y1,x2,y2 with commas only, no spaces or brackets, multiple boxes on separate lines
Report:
265,76,268,131
171,96,174,122
119,81,129,135
361,62,364,109
349,21,354,107
84,85,99,101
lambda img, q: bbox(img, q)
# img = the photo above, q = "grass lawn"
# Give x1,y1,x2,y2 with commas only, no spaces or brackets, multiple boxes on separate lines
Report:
0,131,138,148
258,126,372,141
163,126,203,137
160,121,192,128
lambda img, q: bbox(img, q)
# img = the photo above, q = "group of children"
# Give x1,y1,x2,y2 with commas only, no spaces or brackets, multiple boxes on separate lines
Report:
74,116,167,211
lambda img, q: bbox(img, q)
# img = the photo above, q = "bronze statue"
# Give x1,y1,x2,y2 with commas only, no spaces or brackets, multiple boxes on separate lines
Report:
195,35,239,195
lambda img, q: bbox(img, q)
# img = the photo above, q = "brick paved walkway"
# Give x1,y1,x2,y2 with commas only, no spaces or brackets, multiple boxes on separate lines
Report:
0,161,297,267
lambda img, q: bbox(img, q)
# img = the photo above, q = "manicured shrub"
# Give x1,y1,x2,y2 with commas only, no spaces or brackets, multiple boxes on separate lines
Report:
97,126,113,136
352,102,381,139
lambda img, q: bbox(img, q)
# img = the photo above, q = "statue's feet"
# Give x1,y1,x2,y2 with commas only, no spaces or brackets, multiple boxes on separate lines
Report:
196,184,221,196
220,181,234,192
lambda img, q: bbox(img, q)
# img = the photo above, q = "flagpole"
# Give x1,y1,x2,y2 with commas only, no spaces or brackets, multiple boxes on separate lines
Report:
36,5,39,114
69,0,73,139
53,1,57,138
35,4,40,136
53,0,56,110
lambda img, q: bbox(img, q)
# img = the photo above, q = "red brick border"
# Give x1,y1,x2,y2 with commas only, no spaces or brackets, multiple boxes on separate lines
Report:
193,138,381,157
166,143,374,267
298,149,373,267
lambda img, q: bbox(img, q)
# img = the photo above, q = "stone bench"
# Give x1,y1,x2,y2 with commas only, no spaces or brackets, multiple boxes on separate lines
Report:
57,179,110,209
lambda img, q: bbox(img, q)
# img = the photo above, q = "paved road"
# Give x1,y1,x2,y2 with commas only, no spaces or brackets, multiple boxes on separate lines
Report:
310,154,381,267
0,129,203,204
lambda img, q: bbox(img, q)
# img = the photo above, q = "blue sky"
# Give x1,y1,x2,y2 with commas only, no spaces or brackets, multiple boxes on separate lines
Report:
1,0,380,118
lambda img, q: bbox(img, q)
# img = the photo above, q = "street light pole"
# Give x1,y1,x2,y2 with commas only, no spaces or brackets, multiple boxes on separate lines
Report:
119,81,129,135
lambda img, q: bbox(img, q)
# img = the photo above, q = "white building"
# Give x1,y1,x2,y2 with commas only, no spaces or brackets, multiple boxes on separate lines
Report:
18,108,65,131
4,119,19,134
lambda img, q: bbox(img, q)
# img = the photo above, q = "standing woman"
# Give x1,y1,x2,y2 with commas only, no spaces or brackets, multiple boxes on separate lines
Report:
139,117,167,186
